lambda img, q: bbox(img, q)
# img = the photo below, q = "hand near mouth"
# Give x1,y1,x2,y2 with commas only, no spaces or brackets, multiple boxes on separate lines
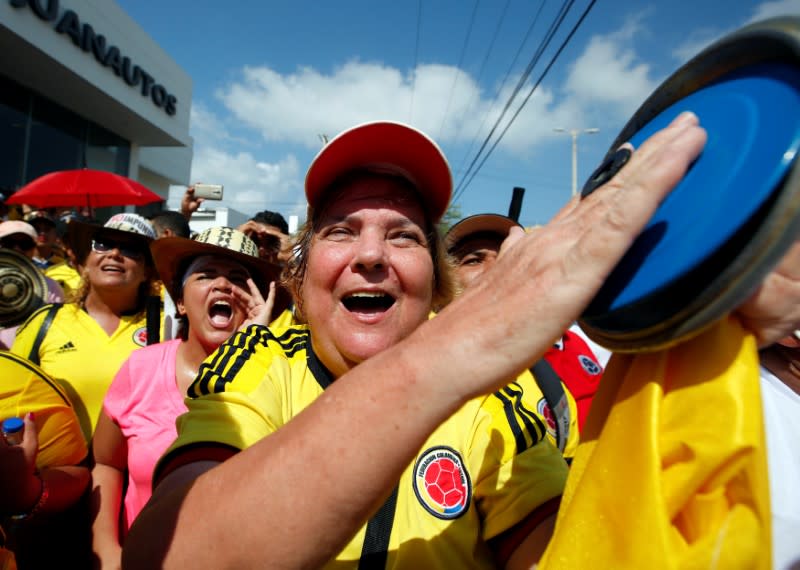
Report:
235,279,277,330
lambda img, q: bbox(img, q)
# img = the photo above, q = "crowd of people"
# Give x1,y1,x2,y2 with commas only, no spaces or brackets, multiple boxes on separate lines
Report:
0,113,798,570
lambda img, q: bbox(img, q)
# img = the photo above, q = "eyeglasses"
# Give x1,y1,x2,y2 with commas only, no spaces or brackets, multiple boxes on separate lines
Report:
91,238,145,260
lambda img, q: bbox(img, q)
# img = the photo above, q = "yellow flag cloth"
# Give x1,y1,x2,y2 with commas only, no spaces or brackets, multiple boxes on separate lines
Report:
540,316,771,569
0,352,87,468
0,548,16,570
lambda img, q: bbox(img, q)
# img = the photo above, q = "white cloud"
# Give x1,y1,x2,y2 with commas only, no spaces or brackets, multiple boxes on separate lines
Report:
188,104,230,142
166,107,305,220
182,18,669,215
748,0,800,21
673,0,800,64
212,45,653,157
564,25,656,112
671,29,722,65
190,145,303,216
216,60,494,148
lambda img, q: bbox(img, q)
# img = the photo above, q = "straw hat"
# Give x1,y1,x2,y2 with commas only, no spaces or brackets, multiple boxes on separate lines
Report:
151,226,291,316
444,213,522,253
0,248,48,327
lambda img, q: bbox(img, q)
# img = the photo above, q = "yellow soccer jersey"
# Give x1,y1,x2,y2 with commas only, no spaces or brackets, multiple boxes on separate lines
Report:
161,324,569,568
563,386,580,458
518,368,580,460
268,306,297,329
0,351,87,469
11,303,150,440
44,261,81,298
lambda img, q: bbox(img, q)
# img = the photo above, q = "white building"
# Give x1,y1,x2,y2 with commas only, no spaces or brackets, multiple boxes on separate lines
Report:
186,207,249,236
0,0,192,218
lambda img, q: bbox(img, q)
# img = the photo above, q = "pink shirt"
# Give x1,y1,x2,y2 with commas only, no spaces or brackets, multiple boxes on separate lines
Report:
103,339,187,530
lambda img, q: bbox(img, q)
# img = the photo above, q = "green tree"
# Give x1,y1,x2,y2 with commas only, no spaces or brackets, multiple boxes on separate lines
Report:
438,202,462,235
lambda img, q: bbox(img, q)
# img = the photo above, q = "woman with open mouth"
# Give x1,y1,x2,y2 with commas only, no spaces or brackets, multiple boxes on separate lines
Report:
90,226,284,569
123,115,800,568
121,117,708,569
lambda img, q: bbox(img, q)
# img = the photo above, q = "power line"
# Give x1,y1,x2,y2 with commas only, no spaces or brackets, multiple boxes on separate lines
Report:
452,0,576,203
436,0,480,141
456,0,598,200
450,0,545,189
409,0,423,122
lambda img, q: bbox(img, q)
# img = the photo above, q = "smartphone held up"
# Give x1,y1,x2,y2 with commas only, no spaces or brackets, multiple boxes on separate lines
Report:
192,183,224,201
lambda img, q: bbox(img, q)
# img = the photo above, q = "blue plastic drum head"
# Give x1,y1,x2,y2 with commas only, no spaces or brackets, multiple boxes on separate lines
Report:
579,57,800,351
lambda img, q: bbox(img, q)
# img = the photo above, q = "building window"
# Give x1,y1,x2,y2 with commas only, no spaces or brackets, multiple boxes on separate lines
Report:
87,123,130,175
0,75,28,198
26,95,85,183
0,72,131,195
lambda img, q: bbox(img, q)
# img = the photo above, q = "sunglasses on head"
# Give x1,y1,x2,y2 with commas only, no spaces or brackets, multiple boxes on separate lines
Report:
91,237,145,260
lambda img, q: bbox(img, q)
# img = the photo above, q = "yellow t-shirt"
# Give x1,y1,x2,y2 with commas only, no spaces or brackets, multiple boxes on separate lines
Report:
0,351,87,469
268,306,297,329
11,303,150,440
160,324,568,568
44,261,81,299
522,367,580,460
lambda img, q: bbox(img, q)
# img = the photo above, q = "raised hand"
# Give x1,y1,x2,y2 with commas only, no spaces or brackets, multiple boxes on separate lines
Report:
180,186,205,220
235,279,277,329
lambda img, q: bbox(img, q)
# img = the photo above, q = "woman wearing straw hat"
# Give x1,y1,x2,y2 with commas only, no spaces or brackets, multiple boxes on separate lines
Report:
10,213,159,442
90,227,283,568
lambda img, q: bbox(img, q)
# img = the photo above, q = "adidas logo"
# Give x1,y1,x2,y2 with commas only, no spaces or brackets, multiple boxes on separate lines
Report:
57,341,76,353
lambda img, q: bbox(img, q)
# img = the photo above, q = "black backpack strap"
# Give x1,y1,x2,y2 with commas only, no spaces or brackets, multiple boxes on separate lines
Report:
358,485,399,569
28,303,62,366
145,295,161,346
530,358,571,453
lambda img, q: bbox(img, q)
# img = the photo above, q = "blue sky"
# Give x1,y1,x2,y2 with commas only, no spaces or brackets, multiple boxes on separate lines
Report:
117,0,800,228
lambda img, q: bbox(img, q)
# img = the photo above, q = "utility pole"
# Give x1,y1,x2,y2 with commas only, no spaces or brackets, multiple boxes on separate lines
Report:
553,127,599,197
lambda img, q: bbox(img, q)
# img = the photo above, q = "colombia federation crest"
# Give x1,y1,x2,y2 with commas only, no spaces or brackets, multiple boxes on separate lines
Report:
412,446,471,519
132,326,148,347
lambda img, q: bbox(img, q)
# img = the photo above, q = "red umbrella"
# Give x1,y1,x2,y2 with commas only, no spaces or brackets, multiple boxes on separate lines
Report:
6,169,164,209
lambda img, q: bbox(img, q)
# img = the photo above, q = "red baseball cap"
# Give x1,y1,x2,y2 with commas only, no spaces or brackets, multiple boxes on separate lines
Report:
305,121,452,222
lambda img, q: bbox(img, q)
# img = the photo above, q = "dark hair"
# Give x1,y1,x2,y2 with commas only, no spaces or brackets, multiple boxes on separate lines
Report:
251,210,289,234
0,234,36,251
151,210,191,238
